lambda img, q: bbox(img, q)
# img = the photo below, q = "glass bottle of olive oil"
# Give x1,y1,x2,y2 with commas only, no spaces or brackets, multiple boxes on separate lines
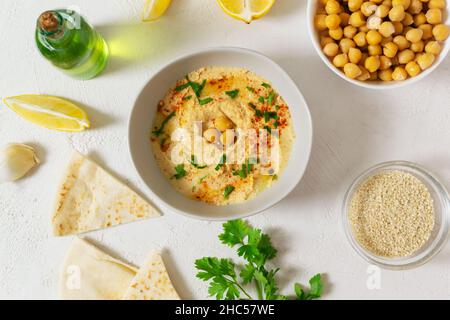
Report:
35,9,109,80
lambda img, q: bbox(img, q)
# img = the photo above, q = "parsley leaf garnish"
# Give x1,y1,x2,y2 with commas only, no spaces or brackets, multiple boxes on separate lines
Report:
261,82,271,89
195,219,325,300
232,160,254,179
263,111,278,123
183,95,192,101
224,185,235,199
225,89,239,99
152,111,175,137
295,274,324,300
267,92,275,105
172,164,187,180
246,86,255,93
190,155,207,169
199,97,213,105
258,96,265,103
249,103,263,117
215,154,227,171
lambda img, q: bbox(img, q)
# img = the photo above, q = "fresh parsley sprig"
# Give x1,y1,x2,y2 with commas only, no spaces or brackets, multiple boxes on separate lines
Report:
195,219,325,300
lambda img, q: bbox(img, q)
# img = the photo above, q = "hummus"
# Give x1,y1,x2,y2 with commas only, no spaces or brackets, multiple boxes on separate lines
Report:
151,67,295,205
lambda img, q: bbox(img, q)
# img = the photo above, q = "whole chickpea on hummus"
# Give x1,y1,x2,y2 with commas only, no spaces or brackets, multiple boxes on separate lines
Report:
150,67,295,205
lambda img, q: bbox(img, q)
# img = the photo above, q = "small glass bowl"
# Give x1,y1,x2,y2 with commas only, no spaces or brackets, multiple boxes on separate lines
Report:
342,161,450,270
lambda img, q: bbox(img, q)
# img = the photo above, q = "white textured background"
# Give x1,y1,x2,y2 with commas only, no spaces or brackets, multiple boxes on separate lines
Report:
1,0,449,300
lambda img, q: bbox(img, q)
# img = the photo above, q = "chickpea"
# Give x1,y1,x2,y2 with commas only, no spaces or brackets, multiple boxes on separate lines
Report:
357,66,371,80
344,25,358,38
380,55,393,69
326,14,342,29
344,63,362,78
383,0,393,6
379,21,396,37
393,35,411,49
370,71,379,80
361,2,378,16
348,47,363,63
433,24,450,41
214,115,234,132
393,21,404,34
340,38,356,53
354,31,368,46
366,30,383,45
367,15,382,29
405,61,421,76
348,0,363,12
323,42,340,56
321,36,335,47
376,5,391,17
349,11,366,27
340,12,351,26
402,13,414,26
365,56,381,72
389,5,406,21
329,27,344,40
398,49,415,63
381,36,394,46
392,66,408,80
392,0,411,9
379,68,394,81
360,52,369,64
416,52,436,69
333,53,349,67
428,0,446,9
373,0,384,3
369,44,383,55
419,24,433,39
425,40,441,55
426,9,442,24
203,128,220,143
384,42,399,57
220,130,236,147
359,24,370,32
408,0,423,14
413,13,427,26
315,14,328,31
326,0,342,14
410,40,424,52
406,28,423,42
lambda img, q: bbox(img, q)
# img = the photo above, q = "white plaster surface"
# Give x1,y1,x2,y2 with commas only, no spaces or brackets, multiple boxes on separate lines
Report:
0,0,449,300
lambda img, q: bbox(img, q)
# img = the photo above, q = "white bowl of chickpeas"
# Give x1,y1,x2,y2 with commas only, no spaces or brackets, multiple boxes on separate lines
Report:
307,0,450,88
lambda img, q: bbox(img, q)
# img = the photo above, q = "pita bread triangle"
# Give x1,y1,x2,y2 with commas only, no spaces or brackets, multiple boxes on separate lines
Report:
122,252,180,300
52,152,160,236
59,237,137,300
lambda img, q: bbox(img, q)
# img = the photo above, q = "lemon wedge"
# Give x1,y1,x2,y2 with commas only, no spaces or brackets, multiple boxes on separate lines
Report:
217,0,276,23
3,95,90,132
142,0,172,22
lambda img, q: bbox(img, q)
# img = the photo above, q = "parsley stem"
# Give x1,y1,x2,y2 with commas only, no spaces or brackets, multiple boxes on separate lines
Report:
234,281,253,300
255,280,263,300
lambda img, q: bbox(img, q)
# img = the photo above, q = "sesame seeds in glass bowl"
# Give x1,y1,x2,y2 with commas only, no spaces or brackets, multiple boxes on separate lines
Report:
342,161,450,270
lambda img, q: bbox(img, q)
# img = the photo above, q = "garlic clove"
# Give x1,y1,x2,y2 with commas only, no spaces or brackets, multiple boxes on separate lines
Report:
0,143,40,183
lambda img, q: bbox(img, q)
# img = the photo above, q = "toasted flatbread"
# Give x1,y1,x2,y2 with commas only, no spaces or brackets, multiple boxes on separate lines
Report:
122,252,180,300
52,152,160,236
59,238,137,300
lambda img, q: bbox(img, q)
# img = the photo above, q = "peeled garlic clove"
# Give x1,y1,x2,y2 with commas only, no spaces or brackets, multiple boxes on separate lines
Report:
0,144,40,183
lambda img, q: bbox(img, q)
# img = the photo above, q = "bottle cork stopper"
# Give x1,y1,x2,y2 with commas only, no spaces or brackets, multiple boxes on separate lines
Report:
38,11,60,33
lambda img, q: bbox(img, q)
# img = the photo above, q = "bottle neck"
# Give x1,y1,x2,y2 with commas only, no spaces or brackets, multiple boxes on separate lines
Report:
37,11,68,43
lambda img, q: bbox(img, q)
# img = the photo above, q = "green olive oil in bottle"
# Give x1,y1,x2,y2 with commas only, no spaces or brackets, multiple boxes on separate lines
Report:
35,9,109,80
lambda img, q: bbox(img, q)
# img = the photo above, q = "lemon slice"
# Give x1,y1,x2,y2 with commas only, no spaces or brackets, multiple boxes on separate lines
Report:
142,0,172,22
217,0,276,23
3,95,90,132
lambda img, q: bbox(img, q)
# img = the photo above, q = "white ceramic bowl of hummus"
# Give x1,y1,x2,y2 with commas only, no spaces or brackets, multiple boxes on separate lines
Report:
129,47,312,220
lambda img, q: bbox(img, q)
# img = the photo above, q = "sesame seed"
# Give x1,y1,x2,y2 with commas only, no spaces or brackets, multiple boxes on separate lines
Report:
348,171,435,258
